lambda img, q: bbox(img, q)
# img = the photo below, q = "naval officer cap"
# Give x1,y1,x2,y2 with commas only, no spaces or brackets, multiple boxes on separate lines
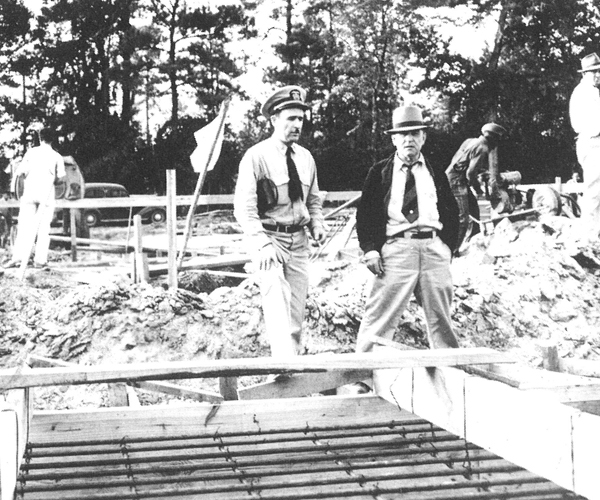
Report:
261,85,310,118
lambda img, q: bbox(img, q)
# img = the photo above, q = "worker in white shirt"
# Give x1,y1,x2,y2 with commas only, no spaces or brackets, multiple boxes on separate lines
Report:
569,52,600,244
4,128,65,268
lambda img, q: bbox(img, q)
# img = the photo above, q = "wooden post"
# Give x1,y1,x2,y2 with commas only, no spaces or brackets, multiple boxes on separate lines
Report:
70,208,77,262
555,176,563,194
166,170,178,290
540,343,560,372
132,214,149,283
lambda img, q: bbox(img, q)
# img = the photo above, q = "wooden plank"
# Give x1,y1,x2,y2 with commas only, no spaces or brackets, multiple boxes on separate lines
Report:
572,410,600,500
28,395,403,443
0,408,18,500
2,349,515,390
149,252,250,276
0,388,30,500
239,370,371,400
219,377,238,401
376,364,591,498
28,355,223,404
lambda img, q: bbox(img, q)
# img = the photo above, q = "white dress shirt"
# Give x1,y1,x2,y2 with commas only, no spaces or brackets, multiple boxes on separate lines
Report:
386,153,442,237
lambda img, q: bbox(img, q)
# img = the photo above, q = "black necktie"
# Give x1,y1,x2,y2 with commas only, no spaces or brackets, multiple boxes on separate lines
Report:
402,165,419,223
286,146,303,202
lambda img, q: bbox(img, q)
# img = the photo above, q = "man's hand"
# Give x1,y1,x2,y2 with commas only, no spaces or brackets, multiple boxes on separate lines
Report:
258,243,288,270
311,226,327,245
364,252,384,276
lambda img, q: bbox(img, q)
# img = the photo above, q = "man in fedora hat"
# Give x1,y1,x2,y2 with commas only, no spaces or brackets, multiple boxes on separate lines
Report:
355,105,460,353
234,85,326,358
445,122,508,253
570,52,600,244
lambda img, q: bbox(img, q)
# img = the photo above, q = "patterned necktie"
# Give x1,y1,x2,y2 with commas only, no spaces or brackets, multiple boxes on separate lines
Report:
402,164,419,223
286,146,303,202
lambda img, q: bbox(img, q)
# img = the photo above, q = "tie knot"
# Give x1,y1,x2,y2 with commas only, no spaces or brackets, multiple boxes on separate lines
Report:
286,146,293,157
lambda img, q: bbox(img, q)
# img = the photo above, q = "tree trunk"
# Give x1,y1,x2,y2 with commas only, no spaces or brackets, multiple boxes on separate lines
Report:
169,0,180,123
488,0,511,70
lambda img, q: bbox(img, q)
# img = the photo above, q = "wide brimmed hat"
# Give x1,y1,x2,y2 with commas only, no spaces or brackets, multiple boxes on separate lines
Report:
385,106,428,134
579,53,600,73
481,122,507,138
261,85,310,118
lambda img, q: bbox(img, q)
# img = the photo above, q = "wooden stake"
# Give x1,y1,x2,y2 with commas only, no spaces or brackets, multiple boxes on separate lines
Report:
166,169,177,290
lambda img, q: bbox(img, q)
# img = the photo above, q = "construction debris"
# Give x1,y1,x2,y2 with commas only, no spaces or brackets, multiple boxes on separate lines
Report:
1,211,600,409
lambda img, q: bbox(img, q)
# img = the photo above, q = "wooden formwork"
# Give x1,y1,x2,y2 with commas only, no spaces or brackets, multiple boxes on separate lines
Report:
1,348,598,500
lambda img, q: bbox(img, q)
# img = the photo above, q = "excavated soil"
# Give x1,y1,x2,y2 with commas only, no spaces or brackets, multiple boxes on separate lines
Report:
1,210,600,409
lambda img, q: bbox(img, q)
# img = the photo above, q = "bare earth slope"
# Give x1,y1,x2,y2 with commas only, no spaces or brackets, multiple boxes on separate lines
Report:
1,214,599,408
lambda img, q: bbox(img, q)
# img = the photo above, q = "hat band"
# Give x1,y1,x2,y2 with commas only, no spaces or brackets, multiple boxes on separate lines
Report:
269,97,306,113
392,120,426,128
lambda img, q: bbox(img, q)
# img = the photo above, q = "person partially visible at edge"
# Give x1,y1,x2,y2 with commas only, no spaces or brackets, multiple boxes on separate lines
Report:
445,122,507,254
4,128,65,269
569,52,600,245
355,105,460,354
233,85,327,358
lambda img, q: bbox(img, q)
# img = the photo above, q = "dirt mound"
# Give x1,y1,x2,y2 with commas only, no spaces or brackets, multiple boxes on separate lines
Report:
1,214,599,409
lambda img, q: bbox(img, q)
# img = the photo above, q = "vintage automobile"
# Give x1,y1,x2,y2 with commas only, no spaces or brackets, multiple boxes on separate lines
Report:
81,182,166,227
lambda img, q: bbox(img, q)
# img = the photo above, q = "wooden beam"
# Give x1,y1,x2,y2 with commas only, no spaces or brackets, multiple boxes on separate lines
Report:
3,349,515,390
29,395,402,444
148,253,250,276
373,364,599,500
0,408,18,500
28,355,223,404
239,370,371,400
0,388,30,500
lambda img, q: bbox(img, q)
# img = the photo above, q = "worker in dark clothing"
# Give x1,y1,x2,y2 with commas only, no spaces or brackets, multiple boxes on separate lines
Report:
445,123,507,252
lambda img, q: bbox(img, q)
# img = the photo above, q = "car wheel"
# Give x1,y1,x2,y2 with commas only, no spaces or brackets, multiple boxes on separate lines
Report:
84,210,100,227
149,209,166,224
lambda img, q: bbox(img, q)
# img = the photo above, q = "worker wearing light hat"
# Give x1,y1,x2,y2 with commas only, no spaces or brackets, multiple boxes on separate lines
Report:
445,121,508,253
234,85,326,358
570,52,600,244
355,105,460,354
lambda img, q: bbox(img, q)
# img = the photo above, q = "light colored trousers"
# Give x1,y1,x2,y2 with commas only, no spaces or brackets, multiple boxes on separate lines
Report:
13,200,55,265
576,136,600,242
356,236,459,353
257,229,310,357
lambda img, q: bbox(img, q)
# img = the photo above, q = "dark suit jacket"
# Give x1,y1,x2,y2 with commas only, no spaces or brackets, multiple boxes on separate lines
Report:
356,153,460,254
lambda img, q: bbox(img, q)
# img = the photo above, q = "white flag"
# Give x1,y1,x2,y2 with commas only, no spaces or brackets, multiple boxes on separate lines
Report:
190,100,229,173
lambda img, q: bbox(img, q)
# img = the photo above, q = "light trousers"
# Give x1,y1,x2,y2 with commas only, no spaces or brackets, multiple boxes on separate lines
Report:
257,230,310,357
356,236,458,353
576,136,600,242
13,200,55,265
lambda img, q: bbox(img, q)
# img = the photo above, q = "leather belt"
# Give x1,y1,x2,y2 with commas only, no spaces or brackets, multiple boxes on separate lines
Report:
263,223,305,234
389,230,437,240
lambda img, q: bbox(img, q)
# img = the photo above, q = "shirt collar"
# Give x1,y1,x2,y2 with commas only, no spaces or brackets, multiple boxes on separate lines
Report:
396,153,424,170
271,137,295,154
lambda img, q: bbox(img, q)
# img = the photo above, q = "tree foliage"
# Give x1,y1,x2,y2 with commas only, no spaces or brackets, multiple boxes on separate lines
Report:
1,0,600,195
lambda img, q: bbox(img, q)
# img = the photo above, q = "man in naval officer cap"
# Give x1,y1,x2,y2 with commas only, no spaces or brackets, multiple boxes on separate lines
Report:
234,85,326,359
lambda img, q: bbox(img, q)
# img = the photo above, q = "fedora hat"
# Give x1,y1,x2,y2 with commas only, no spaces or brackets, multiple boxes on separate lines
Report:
261,85,310,118
481,122,507,138
579,52,600,73
385,106,428,134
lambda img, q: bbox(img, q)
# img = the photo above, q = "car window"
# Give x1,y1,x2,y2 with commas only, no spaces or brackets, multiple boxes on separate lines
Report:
86,188,104,198
108,188,128,197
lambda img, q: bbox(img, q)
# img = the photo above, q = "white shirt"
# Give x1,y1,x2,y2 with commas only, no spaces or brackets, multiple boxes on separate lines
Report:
386,154,442,237
569,77,600,138
17,143,66,205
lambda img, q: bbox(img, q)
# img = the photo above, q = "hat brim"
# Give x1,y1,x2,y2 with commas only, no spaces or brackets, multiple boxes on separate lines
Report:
385,125,428,134
579,63,600,73
262,101,310,118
